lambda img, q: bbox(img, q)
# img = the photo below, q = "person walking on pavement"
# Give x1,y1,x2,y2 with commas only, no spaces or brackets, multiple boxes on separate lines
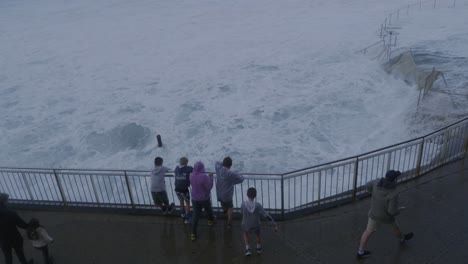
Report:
215,156,244,228
0,193,34,264
357,170,414,259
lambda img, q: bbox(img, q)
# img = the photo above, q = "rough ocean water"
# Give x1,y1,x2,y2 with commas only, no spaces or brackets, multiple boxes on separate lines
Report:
0,0,467,173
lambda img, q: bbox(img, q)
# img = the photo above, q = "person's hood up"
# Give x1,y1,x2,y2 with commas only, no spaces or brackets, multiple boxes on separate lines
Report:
244,200,256,213
193,161,205,174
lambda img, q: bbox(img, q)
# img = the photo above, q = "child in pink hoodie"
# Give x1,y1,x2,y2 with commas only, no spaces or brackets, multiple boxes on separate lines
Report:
189,161,216,241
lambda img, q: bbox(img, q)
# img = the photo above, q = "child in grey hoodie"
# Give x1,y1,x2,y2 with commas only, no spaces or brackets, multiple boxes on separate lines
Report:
241,187,277,256
215,156,244,228
150,157,174,214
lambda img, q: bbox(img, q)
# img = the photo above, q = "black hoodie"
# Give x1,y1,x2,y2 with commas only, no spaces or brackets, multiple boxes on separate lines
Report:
0,205,28,245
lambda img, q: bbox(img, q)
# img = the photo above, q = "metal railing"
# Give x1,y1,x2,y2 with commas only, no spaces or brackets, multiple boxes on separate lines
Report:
1,117,467,220
358,0,463,61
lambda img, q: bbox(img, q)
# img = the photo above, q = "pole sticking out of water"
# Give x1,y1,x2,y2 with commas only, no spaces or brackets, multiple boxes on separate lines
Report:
157,135,163,147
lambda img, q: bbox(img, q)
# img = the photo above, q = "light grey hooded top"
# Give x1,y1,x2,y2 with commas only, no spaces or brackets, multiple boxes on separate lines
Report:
215,161,244,202
150,166,170,192
241,200,275,231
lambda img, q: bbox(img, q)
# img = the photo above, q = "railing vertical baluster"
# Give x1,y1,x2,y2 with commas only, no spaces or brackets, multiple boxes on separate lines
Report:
53,170,67,207
440,131,449,165
317,171,322,205
260,179,264,208
299,174,302,207
124,171,135,209
21,172,34,201
352,157,359,201
90,174,101,206
306,173,309,203
280,174,284,220
463,123,468,159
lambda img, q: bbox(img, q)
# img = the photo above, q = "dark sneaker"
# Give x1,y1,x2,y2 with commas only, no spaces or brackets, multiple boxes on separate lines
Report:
400,232,414,244
184,215,191,224
256,247,262,254
167,203,175,214
245,249,252,256
208,216,216,226
357,250,371,259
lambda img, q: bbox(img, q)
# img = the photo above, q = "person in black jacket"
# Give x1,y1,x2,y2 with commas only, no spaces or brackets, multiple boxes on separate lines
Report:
174,157,193,223
0,193,34,264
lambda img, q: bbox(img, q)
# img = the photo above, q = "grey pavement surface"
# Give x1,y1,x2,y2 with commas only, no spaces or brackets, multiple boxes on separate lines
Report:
8,156,468,264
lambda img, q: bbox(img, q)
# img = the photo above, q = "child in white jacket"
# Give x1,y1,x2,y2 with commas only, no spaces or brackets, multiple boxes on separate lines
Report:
241,187,277,256
27,218,54,264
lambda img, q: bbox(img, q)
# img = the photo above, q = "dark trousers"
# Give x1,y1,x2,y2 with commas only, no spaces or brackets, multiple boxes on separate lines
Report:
1,242,28,264
37,245,51,264
151,191,170,211
192,200,215,235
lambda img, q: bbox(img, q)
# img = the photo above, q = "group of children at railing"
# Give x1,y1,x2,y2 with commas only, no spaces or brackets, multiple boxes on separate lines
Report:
148,156,277,256
0,193,54,264
0,156,414,261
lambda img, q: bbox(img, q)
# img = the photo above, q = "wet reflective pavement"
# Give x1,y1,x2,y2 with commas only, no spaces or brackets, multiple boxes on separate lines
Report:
14,156,468,264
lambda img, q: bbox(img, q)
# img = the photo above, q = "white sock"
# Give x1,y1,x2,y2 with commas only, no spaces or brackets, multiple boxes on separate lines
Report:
256,243,261,249
358,249,364,254
245,245,250,250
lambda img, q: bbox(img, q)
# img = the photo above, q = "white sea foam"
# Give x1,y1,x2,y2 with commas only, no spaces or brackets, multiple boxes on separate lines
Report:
0,0,467,173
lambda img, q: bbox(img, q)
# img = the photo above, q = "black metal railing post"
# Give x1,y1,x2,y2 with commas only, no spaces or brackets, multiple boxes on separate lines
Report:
415,138,425,177
53,170,67,207
124,171,135,210
352,157,359,201
281,174,285,220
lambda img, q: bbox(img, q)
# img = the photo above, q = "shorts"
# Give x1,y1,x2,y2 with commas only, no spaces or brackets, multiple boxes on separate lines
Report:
242,225,261,234
176,191,190,202
366,217,400,231
151,191,169,207
218,200,233,212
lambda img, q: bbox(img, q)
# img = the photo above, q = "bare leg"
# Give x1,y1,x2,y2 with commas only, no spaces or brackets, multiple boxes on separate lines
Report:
359,229,375,250
179,199,185,214
255,233,261,247
185,200,190,216
243,231,249,248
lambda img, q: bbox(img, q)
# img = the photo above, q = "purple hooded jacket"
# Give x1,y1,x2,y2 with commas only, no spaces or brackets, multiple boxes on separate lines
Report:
189,161,213,201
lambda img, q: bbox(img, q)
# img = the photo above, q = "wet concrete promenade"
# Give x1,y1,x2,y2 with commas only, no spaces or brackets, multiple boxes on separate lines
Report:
13,156,468,264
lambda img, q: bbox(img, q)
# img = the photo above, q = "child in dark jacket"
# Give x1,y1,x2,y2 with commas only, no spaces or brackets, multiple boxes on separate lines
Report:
241,187,277,256
27,218,54,264
174,157,193,223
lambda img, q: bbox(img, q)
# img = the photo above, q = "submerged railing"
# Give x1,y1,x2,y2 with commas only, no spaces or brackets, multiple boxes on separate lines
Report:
1,117,467,219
